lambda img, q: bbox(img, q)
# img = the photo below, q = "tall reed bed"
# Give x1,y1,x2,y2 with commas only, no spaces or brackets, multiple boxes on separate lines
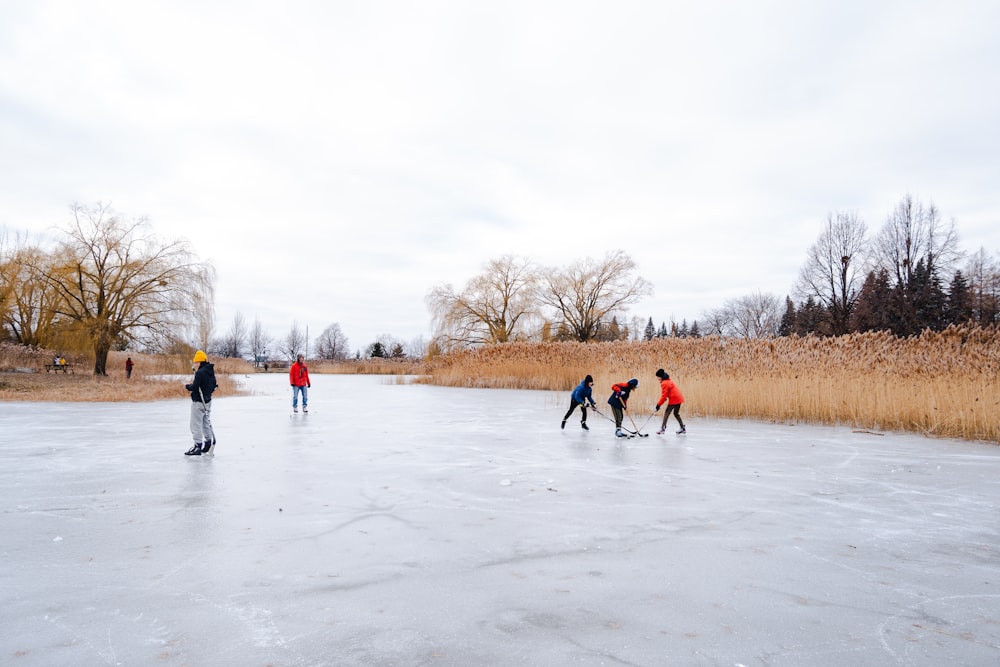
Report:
312,358,427,375
424,325,1000,443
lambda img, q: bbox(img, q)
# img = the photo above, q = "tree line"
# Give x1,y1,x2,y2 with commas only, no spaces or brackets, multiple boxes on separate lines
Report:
429,194,1000,346
5,195,997,375
695,195,999,339
425,250,651,350
209,313,426,365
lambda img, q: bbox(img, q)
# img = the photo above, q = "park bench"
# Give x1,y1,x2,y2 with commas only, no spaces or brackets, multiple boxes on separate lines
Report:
44,363,74,373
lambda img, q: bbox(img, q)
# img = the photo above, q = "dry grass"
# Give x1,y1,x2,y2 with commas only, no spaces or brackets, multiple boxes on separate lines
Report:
0,347,249,402
423,325,1000,443
309,358,428,375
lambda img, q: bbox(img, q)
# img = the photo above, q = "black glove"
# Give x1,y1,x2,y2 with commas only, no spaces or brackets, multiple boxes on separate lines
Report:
655,405,660,412
185,384,192,391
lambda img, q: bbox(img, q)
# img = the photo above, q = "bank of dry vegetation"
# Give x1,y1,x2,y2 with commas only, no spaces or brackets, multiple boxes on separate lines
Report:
422,325,1000,443
0,346,248,402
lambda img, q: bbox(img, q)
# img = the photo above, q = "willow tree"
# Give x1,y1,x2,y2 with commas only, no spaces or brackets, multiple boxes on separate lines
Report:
1,243,62,347
426,254,538,349
539,250,652,342
45,202,208,375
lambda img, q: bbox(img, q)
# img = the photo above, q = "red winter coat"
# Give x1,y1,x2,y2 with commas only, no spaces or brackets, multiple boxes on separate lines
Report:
290,361,311,387
657,378,684,408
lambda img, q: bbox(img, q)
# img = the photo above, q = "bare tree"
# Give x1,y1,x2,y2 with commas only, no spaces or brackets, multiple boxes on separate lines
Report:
218,311,248,358
315,322,350,360
794,211,868,335
426,255,538,349
405,335,428,359
964,247,1000,326
189,264,216,351
277,322,307,360
726,291,783,338
699,307,731,336
248,317,272,367
538,250,653,342
872,195,961,334
43,203,207,375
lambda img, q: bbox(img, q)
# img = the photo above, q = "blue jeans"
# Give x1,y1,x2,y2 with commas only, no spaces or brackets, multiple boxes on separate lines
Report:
292,385,308,408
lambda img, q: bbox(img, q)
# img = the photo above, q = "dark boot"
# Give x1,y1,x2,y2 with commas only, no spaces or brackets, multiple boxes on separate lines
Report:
560,420,566,429
184,443,203,456
581,421,589,430
202,439,216,454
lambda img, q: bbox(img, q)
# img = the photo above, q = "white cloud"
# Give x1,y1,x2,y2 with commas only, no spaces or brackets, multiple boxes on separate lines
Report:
2,0,1000,349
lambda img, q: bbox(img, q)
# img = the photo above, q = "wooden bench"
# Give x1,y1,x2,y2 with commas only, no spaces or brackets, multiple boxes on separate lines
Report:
44,364,73,373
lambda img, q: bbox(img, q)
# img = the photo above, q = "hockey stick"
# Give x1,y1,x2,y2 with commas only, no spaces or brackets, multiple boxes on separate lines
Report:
626,412,649,437
592,406,637,438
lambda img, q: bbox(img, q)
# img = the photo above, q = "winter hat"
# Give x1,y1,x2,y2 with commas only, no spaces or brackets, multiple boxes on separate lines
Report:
655,369,666,379
192,350,208,363
628,378,639,387
584,374,594,384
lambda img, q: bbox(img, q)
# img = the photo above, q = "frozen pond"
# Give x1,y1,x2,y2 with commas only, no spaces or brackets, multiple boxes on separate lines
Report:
1,373,998,666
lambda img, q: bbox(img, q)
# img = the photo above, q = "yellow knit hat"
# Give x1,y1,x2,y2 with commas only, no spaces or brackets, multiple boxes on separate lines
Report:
192,350,208,363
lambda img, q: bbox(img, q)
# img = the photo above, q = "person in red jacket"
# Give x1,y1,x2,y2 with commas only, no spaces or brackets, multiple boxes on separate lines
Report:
607,378,639,437
654,368,686,434
290,354,311,413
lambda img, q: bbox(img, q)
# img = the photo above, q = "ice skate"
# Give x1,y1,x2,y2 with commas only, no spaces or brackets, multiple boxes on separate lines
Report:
677,427,686,434
184,443,203,456
581,422,589,430
561,420,566,430
656,429,665,435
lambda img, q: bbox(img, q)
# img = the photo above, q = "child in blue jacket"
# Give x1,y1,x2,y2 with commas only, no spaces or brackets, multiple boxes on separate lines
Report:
561,375,597,430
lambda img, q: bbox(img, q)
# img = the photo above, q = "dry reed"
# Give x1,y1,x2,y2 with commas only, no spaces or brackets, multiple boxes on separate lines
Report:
423,325,1000,443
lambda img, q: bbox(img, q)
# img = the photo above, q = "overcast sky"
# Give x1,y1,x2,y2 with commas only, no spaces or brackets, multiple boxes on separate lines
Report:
2,1,999,353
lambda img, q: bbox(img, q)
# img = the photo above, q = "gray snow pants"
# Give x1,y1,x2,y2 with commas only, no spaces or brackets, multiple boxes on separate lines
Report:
189,400,215,445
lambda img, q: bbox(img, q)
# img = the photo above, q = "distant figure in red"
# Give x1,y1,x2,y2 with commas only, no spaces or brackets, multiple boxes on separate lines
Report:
290,354,311,413
125,357,133,379
654,368,686,434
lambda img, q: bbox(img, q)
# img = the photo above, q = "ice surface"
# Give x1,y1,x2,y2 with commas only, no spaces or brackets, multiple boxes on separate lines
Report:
1,373,999,666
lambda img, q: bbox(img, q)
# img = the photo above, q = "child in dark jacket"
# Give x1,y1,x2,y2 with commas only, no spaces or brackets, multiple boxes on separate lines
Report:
562,375,597,430
184,350,218,456
608,378,639,437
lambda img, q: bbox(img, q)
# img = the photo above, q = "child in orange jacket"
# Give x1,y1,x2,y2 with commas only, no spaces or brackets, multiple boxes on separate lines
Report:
654,368,686,434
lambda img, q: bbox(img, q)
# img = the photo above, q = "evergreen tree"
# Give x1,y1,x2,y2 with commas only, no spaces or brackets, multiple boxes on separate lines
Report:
657,322,668,338
911,258,947,332
779,297,797,336
689,320,701,337
643,317,655,341
851,269,894,332
798,296,826,335
678,319,690,338
605,317,622,341
946,270,973,324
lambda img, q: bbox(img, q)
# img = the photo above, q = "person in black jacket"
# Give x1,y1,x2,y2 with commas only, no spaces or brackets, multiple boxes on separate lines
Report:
184,350,218,456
